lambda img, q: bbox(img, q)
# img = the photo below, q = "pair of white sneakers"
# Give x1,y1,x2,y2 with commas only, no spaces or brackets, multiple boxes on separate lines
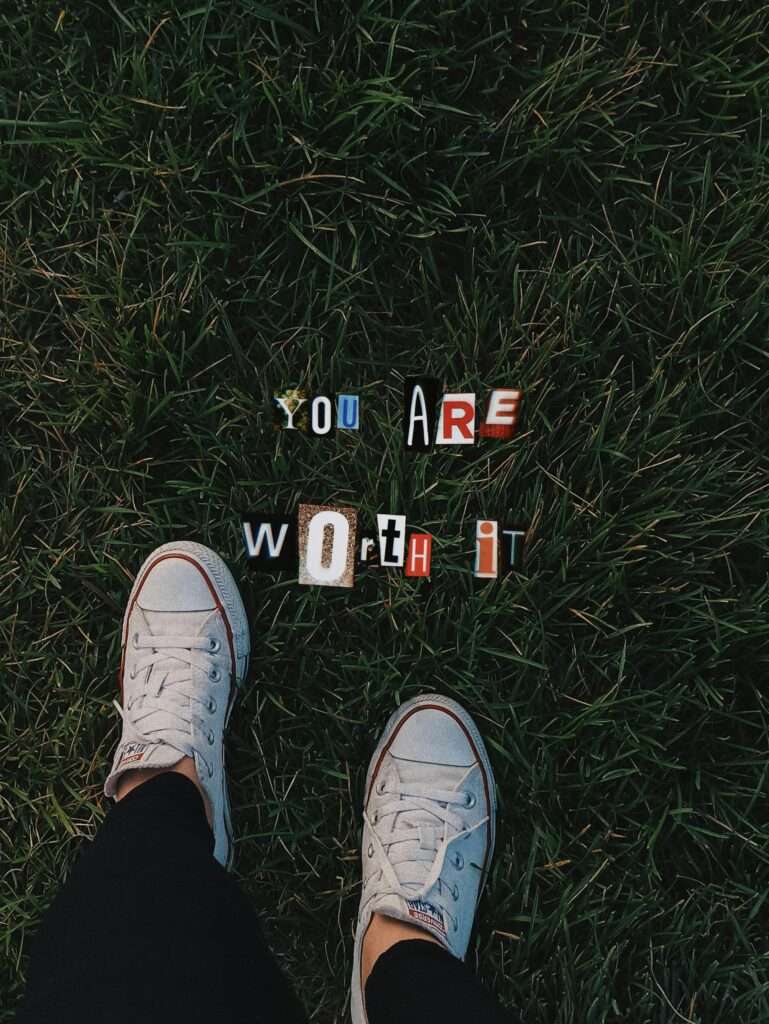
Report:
104,542,497,1023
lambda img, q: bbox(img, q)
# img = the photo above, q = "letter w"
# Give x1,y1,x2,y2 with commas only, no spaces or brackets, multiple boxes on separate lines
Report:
243,522,289,558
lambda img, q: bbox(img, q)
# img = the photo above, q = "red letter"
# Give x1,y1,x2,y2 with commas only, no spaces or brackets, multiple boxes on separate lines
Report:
436,394,476,444
405,534,432,577
473,520,498,578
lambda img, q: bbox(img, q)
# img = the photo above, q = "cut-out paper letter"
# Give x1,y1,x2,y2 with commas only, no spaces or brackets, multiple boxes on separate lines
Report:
501,526,527,571
479,388,522,440
474,520,498,578
337,394,360,430
404,377,440,452
298,504,357,587
358,535,379,567
376,513,407,567
436,393,476,445
405,533,432,577
273,388,309,431
310,395,336,437
242,514,297,570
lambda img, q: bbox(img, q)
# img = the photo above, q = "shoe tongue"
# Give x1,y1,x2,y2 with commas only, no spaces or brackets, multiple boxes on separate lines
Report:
386,758,468,833
370,892,451,948
135,609,217,685
382,758,468,892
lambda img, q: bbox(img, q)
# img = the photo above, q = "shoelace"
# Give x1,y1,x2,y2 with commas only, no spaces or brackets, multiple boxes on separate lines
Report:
365,779,489,934
113,633,221,777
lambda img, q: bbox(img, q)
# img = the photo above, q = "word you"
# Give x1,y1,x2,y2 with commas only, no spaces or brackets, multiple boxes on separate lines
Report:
272,381,523,448
273,388,359,434
242,505,526,588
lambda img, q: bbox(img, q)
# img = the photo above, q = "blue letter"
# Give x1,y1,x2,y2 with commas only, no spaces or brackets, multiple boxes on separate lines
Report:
337,394,359,430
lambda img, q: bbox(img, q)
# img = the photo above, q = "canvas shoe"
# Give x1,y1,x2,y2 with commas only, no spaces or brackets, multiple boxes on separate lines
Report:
350,693,497,1024
103,541,250,869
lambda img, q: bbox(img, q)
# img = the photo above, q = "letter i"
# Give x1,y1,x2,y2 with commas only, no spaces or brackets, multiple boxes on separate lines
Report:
474,520,498,578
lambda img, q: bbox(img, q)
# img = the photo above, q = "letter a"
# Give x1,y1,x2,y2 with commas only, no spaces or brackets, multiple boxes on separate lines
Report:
404,377,440,452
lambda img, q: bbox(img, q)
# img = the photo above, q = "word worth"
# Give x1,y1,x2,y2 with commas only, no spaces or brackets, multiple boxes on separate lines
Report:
242,505,527,588
272,381,523,448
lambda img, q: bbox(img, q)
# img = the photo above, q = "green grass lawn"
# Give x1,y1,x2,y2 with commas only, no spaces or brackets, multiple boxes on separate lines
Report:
3,1,769,1020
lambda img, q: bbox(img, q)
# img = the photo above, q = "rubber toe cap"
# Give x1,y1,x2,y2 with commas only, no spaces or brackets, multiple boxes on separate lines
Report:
136,555,218,612
389,704,476,767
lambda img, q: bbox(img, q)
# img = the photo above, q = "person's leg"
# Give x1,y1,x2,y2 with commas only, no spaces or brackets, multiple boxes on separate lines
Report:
17,770,306,1024
364,935,519,1024
350,694,521,1024
17,541,306,1024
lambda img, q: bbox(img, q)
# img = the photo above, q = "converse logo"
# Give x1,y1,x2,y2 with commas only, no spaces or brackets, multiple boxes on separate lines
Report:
117,741,150,768
405,899,446,936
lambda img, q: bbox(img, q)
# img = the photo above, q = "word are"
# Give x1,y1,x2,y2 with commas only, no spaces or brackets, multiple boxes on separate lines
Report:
242,505,526,588
404,379,522,450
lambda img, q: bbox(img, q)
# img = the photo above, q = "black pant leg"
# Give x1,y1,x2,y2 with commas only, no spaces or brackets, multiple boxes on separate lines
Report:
364,938,522,1024
16,772,306,1024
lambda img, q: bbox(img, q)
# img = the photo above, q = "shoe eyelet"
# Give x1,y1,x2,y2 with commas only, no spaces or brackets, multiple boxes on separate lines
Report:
367,844,374,858
132,632,139,649
464,792,476,809
207,730,214,745
376,779,386,795
452,884,460,901
208,764,214,778
207,698,217,714
209,668,221,682
372,811,379,825
129,667,136,680
453,919,458,932
208,638,220,653
454,852,464,870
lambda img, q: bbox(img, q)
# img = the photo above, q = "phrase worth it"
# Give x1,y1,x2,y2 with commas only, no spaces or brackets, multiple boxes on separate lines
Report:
242,506,526,589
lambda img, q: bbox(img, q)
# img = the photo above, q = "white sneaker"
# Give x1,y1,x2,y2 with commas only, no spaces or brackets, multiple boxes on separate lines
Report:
350,693,497,1023
103,541,250,869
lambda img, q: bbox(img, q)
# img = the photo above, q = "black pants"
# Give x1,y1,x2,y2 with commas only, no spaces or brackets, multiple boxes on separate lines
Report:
16,772,518,1023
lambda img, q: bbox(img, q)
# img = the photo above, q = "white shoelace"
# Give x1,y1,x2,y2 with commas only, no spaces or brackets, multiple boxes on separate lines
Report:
113,633,221,776
366,779,488,933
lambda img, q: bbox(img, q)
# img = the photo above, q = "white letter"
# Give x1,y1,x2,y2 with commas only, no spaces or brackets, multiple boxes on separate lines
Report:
407,385,429,447
485,389,522,425
274,396,306,429
502,529,526,568
306,511,349,582
243,521,289,558
311,396,332,435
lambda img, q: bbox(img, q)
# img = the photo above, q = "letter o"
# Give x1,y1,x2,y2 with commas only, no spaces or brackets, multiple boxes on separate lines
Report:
306,510,349,581
311,396,332,435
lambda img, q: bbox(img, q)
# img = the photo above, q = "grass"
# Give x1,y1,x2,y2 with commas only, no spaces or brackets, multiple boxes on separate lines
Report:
2,0,769,1020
